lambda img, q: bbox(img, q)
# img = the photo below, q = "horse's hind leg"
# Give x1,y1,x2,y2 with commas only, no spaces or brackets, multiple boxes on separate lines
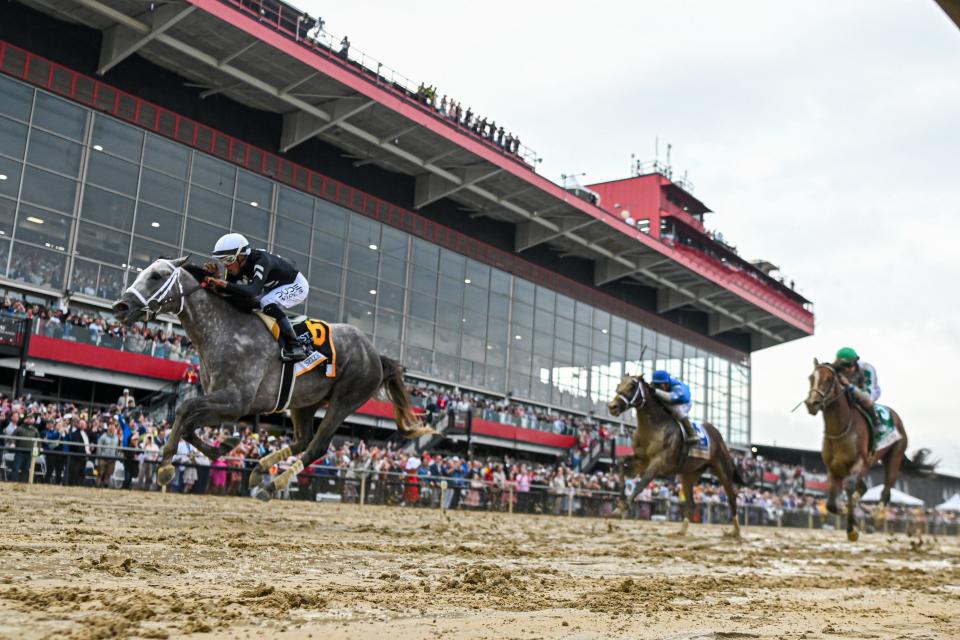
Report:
253,399,362,502
250,403,320,488
679,471,696,536
712,462,741,539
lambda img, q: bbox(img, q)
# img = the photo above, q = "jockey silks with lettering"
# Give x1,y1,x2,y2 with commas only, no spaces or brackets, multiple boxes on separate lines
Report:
209,233,310,362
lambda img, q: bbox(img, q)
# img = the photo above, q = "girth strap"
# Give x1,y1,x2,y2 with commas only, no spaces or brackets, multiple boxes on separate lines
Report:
270,360,297,414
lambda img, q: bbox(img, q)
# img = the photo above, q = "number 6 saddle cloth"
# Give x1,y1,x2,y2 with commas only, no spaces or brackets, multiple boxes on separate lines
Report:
253,311,337,379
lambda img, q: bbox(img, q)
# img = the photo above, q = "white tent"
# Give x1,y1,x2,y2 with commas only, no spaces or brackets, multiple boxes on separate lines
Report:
860,485,924,507
935,493,960,512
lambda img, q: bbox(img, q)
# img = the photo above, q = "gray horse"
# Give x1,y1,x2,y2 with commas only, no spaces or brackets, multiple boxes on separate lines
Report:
112,256,432,500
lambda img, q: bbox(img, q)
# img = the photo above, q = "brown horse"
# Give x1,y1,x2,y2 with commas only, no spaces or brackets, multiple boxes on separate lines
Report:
804,359,934,540
609,374,742,537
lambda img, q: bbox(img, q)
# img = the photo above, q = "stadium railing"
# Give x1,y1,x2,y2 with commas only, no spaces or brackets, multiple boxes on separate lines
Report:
3,435,956,536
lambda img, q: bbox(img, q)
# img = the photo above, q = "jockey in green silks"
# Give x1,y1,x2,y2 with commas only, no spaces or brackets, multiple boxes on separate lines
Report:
833,346,882,447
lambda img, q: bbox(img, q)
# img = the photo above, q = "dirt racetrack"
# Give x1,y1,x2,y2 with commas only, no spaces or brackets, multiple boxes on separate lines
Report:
0,483,958,640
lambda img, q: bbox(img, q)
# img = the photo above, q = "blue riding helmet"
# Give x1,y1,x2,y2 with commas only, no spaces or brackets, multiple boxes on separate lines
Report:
652,370,671,384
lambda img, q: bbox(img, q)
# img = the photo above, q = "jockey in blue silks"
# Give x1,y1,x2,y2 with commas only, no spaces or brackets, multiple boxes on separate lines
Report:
651,370,699,444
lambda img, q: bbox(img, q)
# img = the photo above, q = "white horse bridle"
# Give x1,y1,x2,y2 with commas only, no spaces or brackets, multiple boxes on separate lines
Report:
123,260,186,321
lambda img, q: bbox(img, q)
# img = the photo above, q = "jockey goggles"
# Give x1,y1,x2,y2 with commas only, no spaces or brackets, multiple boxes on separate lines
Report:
213,249,243,266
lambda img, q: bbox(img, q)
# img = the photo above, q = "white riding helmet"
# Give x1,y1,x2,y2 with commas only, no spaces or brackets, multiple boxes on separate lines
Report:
212,233,251,265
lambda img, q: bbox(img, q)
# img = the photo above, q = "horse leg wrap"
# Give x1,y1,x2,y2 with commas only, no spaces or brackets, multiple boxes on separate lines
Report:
272,459,304,492
157,464,175,487
260,446,292,470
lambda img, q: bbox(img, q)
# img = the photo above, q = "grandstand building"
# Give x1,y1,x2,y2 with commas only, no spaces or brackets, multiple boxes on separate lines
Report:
0,0,813,454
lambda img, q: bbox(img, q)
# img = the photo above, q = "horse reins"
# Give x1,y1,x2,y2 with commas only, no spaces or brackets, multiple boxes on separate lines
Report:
813,365,855,440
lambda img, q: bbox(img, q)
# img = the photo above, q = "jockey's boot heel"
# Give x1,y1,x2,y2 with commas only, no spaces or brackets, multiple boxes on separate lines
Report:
263,303,309,363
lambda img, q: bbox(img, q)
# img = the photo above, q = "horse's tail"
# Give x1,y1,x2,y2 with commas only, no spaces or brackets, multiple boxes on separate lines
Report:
379,355,430,439
903,448,938,477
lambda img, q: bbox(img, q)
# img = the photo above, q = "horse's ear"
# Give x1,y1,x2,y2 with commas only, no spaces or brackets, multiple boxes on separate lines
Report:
171,255,190,267
813,357,820,367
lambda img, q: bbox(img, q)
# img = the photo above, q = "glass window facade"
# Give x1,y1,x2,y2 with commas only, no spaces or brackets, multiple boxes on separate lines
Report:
0,75,752,443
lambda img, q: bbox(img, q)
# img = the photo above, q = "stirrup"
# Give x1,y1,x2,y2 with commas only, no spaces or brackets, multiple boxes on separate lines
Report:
281,346,308,362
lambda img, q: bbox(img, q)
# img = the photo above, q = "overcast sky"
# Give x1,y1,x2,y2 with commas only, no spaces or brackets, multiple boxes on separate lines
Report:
296,1,960,474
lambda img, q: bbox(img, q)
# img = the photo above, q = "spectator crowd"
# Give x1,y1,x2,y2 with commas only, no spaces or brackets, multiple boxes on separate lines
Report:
2,297,200,363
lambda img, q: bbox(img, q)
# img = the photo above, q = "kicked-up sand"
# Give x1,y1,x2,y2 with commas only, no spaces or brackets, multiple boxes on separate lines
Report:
0,483,958,639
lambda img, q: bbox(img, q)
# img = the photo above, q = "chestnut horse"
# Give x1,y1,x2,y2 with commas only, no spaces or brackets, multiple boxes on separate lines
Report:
804,359,934,540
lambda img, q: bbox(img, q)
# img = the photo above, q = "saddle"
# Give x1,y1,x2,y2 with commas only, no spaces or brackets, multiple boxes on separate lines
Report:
851,402,901,453
252,311,337,379
676,420,711,466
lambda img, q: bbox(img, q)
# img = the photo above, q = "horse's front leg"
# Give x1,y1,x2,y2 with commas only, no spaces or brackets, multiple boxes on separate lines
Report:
826,472,843,515
157,390,246,487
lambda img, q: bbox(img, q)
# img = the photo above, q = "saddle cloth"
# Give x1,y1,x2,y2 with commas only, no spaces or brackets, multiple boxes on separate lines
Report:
252,311,337,379
869,404,902,451
687,422,711,460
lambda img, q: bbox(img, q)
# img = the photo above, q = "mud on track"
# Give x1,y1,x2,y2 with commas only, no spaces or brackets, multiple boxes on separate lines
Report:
0,484,958,640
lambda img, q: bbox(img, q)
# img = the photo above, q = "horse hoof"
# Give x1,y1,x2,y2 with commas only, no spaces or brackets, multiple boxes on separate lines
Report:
252,485,273,502
157,465,175,487
847,529,860,542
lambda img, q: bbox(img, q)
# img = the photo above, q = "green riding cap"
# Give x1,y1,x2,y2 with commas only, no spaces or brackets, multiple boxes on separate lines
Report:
835,347,859,363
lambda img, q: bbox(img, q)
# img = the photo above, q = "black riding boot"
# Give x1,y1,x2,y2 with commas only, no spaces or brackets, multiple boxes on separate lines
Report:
262,303,308,362
680,417,700,444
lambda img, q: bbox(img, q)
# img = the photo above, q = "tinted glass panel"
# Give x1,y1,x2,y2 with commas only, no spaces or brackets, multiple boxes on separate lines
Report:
375,308,402,341
379,227,408,259
0,196,14,235
347,242,378,276
182,218,224,255
411,239,438,269
134,203,182,245
236,171,272,209
344,270,378,301
439,249,465,279
314,200,346,236
9,242,66,289
308,260,342,293
87,151,140,195
377,281,404,311
75,222,130,267
349,214,379,247
80,186,135,231
15,205,72,248
311,230,345,265
274,216,310,254
33,93,85,140
0,76,33,121
143,134,189,178
233,202,269,240
20,166,76,213
408,292,436,322
130,236,177,269
0,117,28,158
91,116,143,161
139,169,185,212
0,158,21,199
276,186,313,224
187,186,231,227
191,153,235,194
343,298,374,334
378,255,405,286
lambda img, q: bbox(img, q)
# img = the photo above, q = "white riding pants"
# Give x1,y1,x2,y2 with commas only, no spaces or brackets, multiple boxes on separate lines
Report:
258,273,309,309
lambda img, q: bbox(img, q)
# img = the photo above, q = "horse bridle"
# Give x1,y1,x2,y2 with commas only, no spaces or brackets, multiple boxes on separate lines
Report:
123,261,204,321
810,364,843,408
812,364,854,440
616,376,645,411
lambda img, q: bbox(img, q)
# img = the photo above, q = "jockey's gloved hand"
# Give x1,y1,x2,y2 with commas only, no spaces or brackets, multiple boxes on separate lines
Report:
203,262,221,275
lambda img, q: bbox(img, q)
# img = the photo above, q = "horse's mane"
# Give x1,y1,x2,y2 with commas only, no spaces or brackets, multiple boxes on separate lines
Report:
636,376,674,424
179,263,258,312
180,263,209,284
